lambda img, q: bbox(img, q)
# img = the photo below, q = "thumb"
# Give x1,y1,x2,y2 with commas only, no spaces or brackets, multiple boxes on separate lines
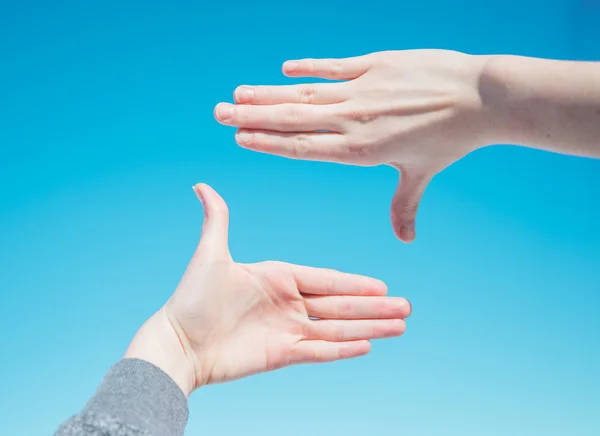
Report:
390,167,431,243
192,183,231,261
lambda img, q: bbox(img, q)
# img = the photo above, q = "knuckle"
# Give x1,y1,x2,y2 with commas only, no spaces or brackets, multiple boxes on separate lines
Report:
333,327,345,342
291,134,311,156
339,136,379,165
400,202,419,217
330,60,343,78
299,86,317,104
347,109,372,123
282,107,300,127
346,141,370,158
323,270,337,294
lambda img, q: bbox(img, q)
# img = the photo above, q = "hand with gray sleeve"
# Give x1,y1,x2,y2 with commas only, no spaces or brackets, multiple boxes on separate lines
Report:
55,183,412,436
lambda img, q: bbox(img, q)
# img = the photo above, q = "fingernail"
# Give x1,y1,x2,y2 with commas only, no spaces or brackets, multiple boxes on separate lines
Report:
192,184,202,200
399,226,415,242
235,86,254,102
216,103,234,121
284,61,298,71
235,131,253,145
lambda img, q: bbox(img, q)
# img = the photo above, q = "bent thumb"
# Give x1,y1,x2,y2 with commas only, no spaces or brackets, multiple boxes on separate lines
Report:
192,183,231,261
390,168,431,243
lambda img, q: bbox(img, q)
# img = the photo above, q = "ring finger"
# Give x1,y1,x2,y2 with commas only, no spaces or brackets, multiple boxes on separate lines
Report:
306,319,407,342
234,129,349,162
304,295,411,320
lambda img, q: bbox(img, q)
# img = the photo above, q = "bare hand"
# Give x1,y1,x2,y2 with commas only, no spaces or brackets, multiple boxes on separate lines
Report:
126,184,411,395
215,50,491,242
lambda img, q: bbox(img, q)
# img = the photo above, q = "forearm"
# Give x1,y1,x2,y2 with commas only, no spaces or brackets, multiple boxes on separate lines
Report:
55,359,189,436
480,55,600,157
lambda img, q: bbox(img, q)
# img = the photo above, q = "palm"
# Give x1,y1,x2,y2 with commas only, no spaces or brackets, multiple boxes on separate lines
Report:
166,184,411,388
204,262,312,383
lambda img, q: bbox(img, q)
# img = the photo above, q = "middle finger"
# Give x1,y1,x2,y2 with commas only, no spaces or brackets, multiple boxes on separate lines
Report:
304,295,412,320
233,83,349,105
214,103,342,132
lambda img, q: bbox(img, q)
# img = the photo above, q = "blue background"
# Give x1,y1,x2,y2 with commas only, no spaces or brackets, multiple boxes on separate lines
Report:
1,1,599,434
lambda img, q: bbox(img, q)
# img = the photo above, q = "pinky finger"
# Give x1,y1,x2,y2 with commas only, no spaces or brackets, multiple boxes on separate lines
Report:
290,340,371,365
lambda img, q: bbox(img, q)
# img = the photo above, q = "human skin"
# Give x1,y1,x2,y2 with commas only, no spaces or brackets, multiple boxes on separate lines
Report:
125,184,412,397
213,50,600,242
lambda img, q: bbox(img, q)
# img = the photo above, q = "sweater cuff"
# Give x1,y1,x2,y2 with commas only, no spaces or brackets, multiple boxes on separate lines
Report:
83,358,189,436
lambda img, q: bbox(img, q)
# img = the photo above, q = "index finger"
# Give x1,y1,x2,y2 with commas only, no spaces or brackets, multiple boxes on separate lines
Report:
214,103,340,132
283,55,373,80
291,265,388,296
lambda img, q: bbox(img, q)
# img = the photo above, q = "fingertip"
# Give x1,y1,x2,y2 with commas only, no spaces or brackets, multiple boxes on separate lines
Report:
359,340,372,356
342,340,371,359
403,298,412,319
282,60,299,75
193,183,222,206
394,318,407,336
192,183,204,201
396,225,416,243
214,102,233,122
235,129,254,147
371,278,388,296
234,86,254,103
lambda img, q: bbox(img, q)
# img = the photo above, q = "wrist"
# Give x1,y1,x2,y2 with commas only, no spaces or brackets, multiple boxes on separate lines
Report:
450,53,502,153
477,54,534,147
125,308,199,397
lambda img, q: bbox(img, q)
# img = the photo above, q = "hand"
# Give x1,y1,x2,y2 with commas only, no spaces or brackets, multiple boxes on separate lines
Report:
126,184,411,396
214,50,493,243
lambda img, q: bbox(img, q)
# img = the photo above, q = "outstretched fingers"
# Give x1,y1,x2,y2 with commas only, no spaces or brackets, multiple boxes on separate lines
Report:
281,263,409,367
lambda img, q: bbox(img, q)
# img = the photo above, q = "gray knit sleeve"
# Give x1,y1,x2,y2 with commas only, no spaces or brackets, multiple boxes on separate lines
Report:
55,358,189,436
